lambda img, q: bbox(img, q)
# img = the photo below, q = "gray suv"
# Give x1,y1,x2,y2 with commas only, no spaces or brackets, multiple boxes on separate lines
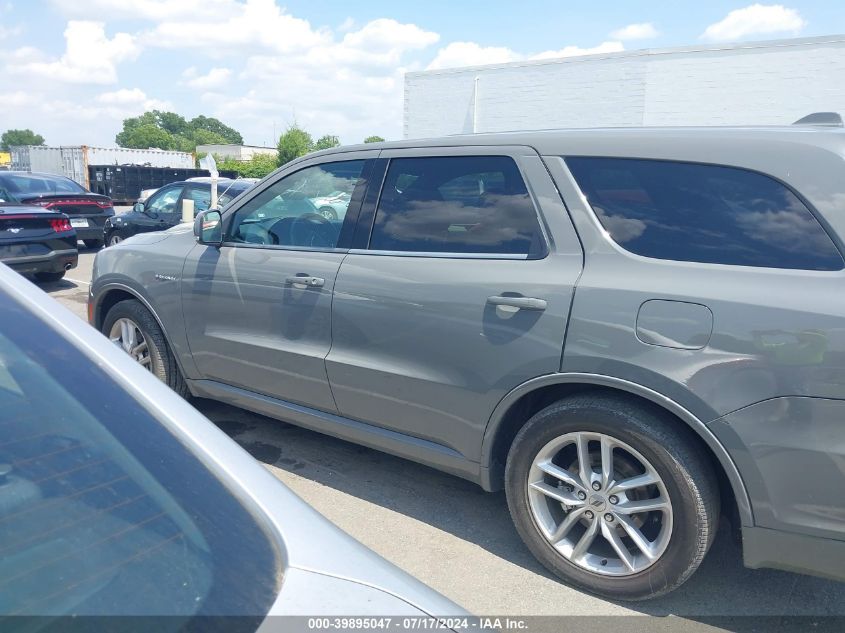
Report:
90,124,845,600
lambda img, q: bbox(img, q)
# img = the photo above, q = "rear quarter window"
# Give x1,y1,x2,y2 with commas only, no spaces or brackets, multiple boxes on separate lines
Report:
566,157,844,271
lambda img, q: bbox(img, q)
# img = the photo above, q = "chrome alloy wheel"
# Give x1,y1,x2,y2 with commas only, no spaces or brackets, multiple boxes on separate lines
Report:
527,432,673,576
109,317,156,371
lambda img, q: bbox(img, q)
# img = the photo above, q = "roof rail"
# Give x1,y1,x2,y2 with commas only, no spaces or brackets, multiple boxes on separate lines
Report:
792,112,843,127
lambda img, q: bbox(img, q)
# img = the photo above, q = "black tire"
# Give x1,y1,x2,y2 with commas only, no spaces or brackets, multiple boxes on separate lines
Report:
102,299,190,398
505,392,719,600
34,271,65,283
106,231,125,247
83,239,104,249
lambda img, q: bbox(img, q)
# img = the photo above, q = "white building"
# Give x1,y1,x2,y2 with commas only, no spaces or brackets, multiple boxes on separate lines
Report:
404,35,845,138
196,144,277,161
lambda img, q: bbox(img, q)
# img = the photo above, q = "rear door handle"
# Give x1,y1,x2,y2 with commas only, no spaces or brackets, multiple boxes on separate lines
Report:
487,295,547,311
286,275,325,288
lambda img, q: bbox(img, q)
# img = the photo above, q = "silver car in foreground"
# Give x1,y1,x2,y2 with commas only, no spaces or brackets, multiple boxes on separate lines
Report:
0,264,462,622
91,121,845,600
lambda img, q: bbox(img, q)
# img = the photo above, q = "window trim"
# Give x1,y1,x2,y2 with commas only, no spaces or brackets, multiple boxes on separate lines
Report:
564,155,845,272
218,154,376,253
359,151,550,260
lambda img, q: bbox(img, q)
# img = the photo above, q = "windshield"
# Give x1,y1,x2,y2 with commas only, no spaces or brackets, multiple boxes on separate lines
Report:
0,174,87,198
0,290,281,619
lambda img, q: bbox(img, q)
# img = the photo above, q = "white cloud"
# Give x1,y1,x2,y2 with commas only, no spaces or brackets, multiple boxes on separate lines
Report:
8,21,138,84
427,40,624,70
184,67,232,89
701,4,805,42
532,41,624,60
426,42,520,70
95,88,169,111
610,22,659,41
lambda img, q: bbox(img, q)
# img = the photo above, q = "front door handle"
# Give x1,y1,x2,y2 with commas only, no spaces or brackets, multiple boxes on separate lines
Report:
487,295,547,311
286,275,325,288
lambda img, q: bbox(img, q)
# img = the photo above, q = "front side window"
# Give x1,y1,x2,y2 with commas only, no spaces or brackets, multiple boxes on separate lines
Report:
567,157,844,270
369,156,543,256
0,292,280,616
145,185,183,217
228,161,364,248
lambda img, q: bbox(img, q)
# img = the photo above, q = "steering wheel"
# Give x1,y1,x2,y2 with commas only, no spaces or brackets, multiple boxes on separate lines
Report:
290,213,335,247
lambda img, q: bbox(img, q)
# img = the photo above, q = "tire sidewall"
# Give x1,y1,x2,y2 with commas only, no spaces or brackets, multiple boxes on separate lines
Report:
102,301,168,384
505,399,713,600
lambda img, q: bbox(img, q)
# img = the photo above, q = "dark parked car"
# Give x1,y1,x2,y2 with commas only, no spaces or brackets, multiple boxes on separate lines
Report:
92,123,845,600
0,263,463,621
0,171,114,249
103,179,253,247
0,203,77,281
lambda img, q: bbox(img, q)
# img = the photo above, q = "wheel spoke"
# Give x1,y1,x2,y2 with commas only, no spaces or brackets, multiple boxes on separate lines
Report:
550,507,588,543
529,481,584,506
575,433,593,490
615,514,658,561
614,496,670,515
138,355,152,368
119,320,130,352
600,435,614,489
570,515,599,560
536,460,586,493
609,472,660,495
130,341,147,357
601,521,636,571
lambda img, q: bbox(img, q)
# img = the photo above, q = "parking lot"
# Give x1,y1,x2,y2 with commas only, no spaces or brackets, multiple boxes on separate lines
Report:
38,244,845,623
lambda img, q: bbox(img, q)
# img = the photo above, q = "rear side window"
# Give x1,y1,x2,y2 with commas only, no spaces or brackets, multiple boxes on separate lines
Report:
567,157,843,271
369,156,544,256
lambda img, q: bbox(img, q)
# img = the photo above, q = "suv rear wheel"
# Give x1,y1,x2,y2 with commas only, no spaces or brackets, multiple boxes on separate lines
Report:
102,299,189,398
505,393,719,600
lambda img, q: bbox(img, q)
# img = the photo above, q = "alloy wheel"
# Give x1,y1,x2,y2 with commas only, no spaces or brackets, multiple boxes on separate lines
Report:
109,317,156,372
527,431,673,576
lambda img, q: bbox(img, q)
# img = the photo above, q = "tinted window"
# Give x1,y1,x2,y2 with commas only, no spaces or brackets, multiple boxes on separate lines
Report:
567,157,843,270
370,156,543,255
184,185,212,214
0,292,280,616
146,185,183,216
0,174,85,197
228,161,364,249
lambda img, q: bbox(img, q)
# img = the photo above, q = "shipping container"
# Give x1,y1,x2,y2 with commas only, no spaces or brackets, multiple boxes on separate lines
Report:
9,145,196,189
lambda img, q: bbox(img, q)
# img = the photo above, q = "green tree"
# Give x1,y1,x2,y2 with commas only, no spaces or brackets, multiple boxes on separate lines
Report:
217,153,278,179
277,125,313,166
1,129,46,150
115,110,243,152
189,115,243,144
314,134,340,151
364,135,385,143
116,123,173,150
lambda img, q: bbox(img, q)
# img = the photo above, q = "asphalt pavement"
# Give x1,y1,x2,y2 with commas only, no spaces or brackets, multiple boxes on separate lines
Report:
37,243,845,626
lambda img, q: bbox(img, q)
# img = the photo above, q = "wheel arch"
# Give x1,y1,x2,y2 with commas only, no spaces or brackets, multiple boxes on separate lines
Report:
94,282,193,387
480,373,752,526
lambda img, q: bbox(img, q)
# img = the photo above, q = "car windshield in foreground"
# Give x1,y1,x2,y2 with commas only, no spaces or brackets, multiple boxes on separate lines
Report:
0,289,281,619
0,174,87,198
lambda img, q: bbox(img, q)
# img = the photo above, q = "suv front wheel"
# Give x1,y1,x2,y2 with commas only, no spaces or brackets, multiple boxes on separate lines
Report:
102,299,190,398
505,393,719,600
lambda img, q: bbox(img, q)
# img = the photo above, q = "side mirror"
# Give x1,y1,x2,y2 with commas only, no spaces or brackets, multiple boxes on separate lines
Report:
194,209,223,246
133,202,145,213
